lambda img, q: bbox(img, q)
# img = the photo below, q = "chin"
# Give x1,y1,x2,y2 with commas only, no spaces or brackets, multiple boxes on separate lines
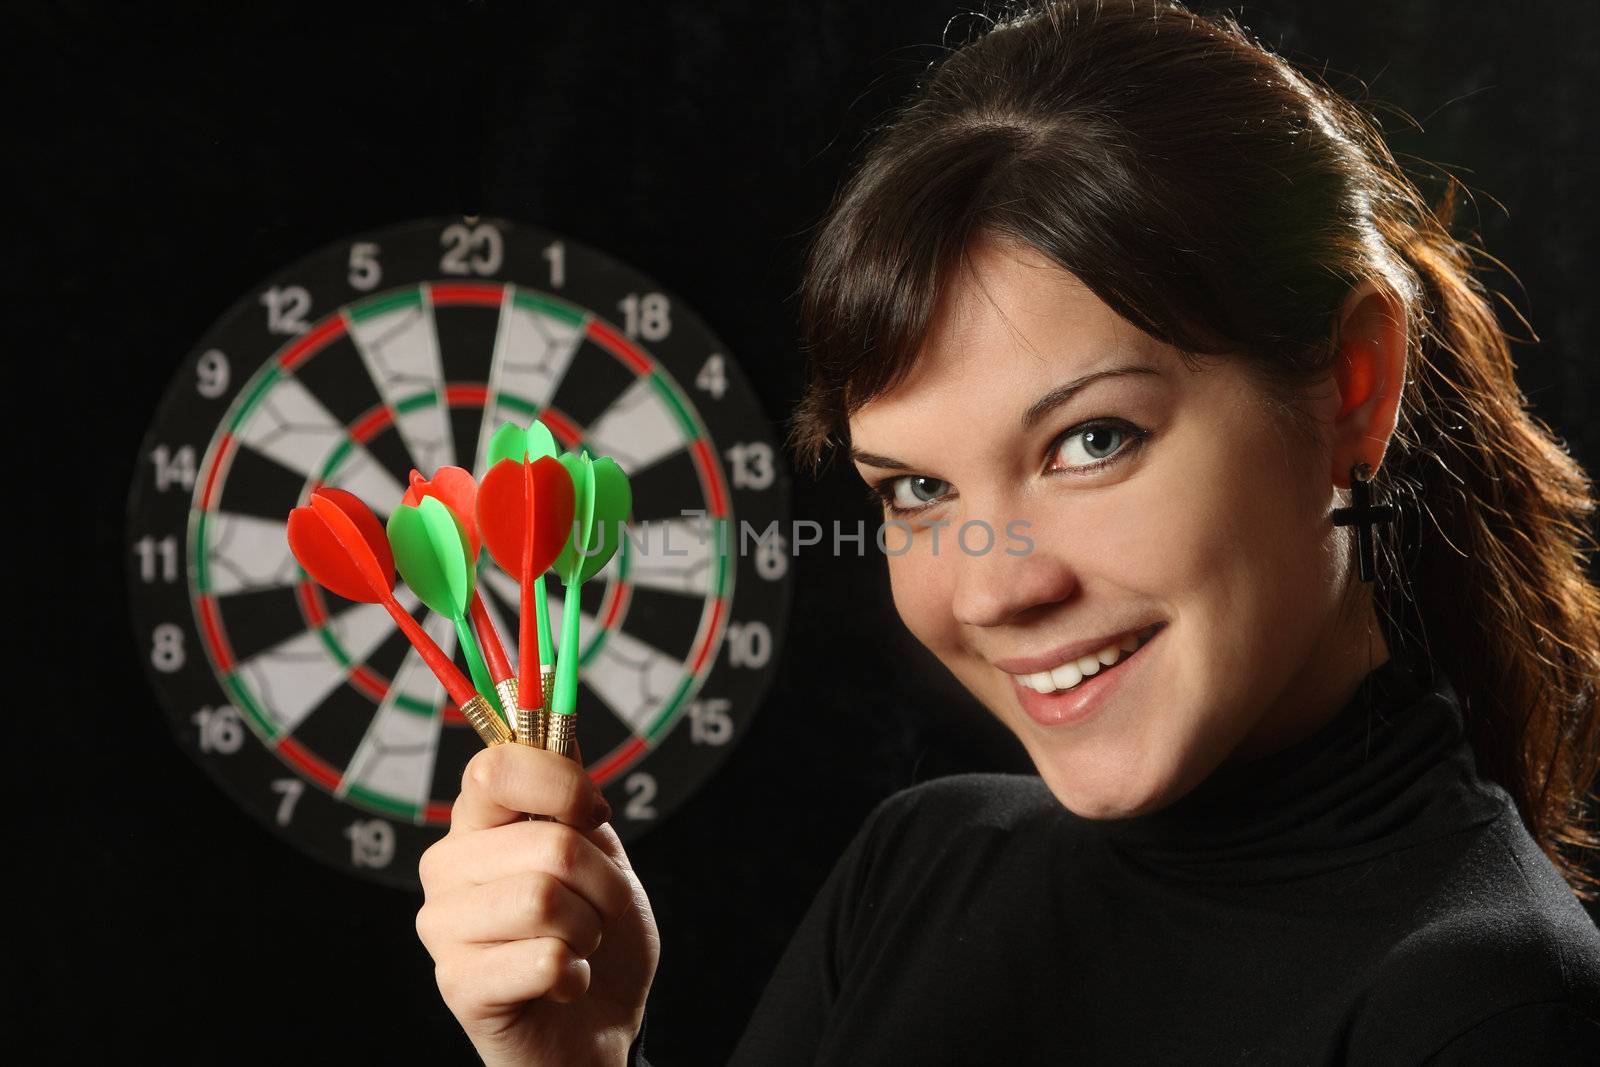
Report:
1030,753,1167,821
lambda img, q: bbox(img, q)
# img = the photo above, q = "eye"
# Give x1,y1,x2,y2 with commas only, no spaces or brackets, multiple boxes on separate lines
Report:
1047,419,1151,474
869,474,952,515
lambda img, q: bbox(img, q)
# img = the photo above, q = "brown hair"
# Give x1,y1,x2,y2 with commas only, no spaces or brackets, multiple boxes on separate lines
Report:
788,0,1600,897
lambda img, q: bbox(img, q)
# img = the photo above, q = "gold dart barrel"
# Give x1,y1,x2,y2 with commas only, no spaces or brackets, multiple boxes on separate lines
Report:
538,663,556,751
545,710,577,760
460,693,513,747
494,678,523,743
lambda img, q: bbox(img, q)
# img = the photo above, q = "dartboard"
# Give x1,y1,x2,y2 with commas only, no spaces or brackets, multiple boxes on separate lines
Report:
127,217,792,888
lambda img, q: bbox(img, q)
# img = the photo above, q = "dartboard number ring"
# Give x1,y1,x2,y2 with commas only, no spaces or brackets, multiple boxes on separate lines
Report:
126,217,792,888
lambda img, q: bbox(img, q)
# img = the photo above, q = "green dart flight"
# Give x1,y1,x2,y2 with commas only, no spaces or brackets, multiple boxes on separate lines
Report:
547,449,632,759
387,494,505,722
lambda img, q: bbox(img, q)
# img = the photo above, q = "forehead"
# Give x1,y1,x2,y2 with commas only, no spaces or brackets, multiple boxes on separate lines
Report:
850,237,1158,429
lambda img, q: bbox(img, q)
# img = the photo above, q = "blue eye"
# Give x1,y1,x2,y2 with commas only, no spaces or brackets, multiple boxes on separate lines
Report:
1049,419,1151,473
865,418,1150,516
870,474,951,515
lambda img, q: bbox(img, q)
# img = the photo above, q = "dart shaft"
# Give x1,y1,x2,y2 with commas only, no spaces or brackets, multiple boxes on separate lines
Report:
534,574,555,668
553,579,581,719
469,593,513,683
378,594,477,707
517,564,543,714
454,615,505,722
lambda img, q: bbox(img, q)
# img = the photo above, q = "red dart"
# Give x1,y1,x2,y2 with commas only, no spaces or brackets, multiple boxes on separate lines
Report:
402,467,515,698
285,487,393,603
477,454,575,739
287,488,511,746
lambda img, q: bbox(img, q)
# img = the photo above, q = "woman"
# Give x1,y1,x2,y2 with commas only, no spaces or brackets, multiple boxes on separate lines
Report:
414,2,1600,1062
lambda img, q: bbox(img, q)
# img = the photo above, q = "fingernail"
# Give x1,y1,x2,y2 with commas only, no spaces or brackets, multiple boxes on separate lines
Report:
591,794,613,826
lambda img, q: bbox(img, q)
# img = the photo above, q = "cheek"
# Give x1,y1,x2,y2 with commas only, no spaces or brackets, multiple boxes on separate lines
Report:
886,548,956,650
1119,415,1332,674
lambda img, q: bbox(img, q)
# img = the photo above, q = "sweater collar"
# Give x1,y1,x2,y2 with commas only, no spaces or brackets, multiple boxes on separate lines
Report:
1082,645,1509,877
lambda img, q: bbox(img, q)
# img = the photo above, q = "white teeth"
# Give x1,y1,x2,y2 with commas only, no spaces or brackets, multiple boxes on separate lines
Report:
1013,625,1159,694
1049,661,1083,690
1011,639,1139,697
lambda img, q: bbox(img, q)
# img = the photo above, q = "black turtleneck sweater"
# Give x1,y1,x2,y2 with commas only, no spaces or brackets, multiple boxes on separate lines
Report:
629,651,1600,1064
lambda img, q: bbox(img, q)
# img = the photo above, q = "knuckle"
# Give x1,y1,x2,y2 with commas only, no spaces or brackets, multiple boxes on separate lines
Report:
519,872,558,921
476,745,509,795
417,842,441,888
545,826,583,878
461,747,492,794
565,774,595,819
534,939,568,987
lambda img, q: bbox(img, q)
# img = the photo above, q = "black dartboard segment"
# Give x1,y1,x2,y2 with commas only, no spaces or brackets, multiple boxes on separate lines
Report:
126,217,793,888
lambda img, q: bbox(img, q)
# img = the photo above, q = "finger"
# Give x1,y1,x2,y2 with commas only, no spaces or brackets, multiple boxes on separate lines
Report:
421,820,635,923
435,938,592,1017
417,871,604,957
453,743,606,833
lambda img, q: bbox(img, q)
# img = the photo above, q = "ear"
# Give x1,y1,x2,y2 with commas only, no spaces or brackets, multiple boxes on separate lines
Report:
1329,278,1407,488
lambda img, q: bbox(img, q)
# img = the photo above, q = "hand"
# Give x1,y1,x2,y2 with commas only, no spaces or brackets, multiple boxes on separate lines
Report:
417,741,661,1066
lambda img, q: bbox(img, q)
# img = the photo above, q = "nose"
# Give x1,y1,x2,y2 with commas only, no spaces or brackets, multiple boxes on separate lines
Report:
949,520,1078,628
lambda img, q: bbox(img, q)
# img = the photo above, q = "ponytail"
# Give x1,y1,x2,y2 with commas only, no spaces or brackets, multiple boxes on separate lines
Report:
1377,176,1600,898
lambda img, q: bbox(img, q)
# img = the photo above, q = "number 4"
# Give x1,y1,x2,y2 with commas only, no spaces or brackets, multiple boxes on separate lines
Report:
695,354,727,399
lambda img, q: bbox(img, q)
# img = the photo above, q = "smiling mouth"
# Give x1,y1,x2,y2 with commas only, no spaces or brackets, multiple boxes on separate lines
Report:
1006,622,1164,695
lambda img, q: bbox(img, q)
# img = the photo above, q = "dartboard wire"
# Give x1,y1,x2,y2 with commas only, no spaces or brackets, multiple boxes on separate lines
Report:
473,568,645,786
472,282,522,479
188,323,348,745
300,397,631,695
577,319,738,744
478,562,658,784
190,276,735,814
302,580,485,826
186,311,441,814
415,281,457,472
290,579,444,819
341,290,454,476
529,316,735,750
300,382,656,793
335,610,456,822
142,219,792,883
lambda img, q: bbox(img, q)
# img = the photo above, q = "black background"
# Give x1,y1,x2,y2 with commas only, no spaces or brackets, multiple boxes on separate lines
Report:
17,1,1598,1062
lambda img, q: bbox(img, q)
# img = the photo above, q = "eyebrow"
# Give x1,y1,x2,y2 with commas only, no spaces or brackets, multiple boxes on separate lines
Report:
850,363,1162,471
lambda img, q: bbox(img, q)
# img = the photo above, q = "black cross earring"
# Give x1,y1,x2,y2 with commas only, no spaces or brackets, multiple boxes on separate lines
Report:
1331,462,1396,583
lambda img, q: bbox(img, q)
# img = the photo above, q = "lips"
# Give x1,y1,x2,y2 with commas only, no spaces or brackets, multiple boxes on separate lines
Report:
1008,621,1165,728
992,622,1165,677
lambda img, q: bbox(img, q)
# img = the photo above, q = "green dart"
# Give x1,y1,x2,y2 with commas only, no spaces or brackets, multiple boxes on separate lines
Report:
387,495,505,722
547,450,632,759
487,419,562,719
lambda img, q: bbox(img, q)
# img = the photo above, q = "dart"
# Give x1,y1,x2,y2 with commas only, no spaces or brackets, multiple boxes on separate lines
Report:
477,449,575,750
485,420,564,739
401,467,519,728
548,449,632,759
387,495,507,727
287,488,511,747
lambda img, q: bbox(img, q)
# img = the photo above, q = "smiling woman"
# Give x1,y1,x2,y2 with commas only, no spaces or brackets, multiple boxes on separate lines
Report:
763,0,1600,1062
840,236,1414,812
416,1,1600,1063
